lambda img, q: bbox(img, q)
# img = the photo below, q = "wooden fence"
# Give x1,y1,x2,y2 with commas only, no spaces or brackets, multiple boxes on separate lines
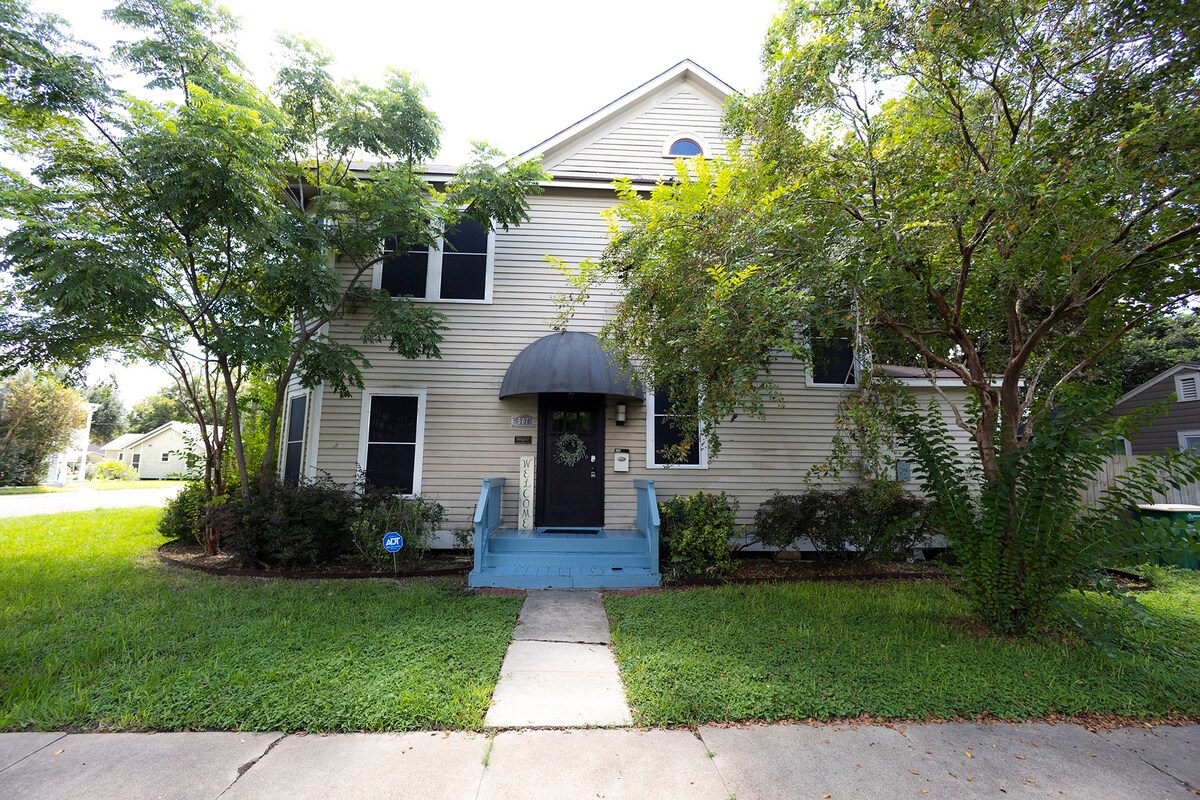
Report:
1082,455,1200,507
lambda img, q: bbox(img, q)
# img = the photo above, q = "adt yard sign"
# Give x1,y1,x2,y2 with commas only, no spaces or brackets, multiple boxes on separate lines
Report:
382,532,403,552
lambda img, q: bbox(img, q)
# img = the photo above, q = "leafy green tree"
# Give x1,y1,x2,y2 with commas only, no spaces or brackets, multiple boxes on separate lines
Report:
571,0,1200,632
126,385,194,432
0,1,546,549
1085,311,1200,394
0,372,86,486
86,378,126,444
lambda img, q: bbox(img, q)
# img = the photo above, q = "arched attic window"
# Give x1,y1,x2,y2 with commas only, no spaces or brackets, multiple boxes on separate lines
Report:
662,133,708,158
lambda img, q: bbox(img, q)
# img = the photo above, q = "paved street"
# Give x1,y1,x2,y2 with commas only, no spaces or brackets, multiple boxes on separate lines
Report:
0,723,1195,799
0,486,180,518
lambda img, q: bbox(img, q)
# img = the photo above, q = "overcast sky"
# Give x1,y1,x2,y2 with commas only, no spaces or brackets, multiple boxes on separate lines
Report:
34,0,783,402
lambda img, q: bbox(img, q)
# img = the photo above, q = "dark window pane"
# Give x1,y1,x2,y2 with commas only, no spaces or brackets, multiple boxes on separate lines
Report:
655,385,680,414
576,412,591,433
551,412,565,433
365,443,415,494
284,442,303,486
668,138,703,156
381,249,428,298
811,338,856,385
368,395,418,443
444,218,488,254
654,416,700,465
286,396,307,445
440,253,487,299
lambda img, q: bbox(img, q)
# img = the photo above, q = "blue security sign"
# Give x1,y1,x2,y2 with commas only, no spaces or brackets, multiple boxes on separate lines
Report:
382,532,404,553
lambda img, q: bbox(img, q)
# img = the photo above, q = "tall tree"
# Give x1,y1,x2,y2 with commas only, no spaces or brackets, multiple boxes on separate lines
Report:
0,372,86,486
0,1,546,551
572,0,1200,632
1085,310,1200,394
86,378,126,444
126,384,197,432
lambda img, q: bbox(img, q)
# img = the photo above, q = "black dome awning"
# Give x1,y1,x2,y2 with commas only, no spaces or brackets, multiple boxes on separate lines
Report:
499,331,644,400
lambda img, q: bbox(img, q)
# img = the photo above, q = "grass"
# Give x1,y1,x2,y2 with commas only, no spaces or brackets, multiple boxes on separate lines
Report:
0,508,522,732
605,575,1200,726
0,486,64,495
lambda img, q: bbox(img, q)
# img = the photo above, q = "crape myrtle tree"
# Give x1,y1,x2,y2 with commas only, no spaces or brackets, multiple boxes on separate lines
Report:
0,0,546,551
570,0,1200,633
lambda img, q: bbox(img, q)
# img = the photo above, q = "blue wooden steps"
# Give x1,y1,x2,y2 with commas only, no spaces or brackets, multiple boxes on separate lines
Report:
469,528,661,589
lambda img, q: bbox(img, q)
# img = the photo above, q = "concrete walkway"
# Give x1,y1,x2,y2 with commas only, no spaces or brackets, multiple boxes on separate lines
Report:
484,590,632,728
1,722,1195,799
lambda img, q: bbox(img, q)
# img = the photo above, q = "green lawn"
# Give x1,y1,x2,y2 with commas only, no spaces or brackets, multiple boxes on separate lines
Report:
0,508,521,732
606,575,1200,726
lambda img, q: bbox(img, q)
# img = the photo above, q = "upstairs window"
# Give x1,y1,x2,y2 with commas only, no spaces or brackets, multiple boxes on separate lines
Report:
379,217,493,302
662,132,708,158
647,385,707,468
809,337,858,387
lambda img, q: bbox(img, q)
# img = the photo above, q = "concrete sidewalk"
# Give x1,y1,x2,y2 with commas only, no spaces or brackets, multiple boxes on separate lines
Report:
1,722,1195,799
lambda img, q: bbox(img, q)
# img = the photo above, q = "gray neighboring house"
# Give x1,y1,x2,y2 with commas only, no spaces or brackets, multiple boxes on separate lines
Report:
1111,362,1200,454
100,422,210,478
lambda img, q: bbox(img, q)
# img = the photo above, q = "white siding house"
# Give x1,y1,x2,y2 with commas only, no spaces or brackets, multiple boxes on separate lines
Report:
100,421,207,479
285,61,973,587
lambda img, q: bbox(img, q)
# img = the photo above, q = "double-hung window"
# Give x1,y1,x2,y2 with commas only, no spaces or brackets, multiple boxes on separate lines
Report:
358,390,427,495
379,218,493,302
647,386,707,468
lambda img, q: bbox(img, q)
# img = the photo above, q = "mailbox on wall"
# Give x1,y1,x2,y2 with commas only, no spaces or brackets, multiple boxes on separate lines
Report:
613,449,630,473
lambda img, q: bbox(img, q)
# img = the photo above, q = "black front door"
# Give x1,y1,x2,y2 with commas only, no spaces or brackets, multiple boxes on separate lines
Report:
537,393,605,527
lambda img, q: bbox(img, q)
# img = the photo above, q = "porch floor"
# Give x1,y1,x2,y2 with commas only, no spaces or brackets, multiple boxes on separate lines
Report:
469,527,661,590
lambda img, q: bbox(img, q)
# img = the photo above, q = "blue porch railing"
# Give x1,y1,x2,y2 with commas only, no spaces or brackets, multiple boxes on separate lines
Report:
633,479,660,572
473,477,505,575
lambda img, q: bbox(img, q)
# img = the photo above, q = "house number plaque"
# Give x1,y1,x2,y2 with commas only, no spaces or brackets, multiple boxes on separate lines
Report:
511,415,535,428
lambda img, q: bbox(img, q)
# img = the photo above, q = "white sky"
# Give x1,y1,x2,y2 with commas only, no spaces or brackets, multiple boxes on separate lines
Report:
39,0,783,402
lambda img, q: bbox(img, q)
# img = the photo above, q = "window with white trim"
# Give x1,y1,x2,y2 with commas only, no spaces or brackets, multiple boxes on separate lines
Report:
647,386,707,468
161,451,170,462
662,132,708,158
118,453,124,461
379,218,493,302
1179,431,1200,452
282,393,307,487
809,337,858,387
131,453,141,470
359,390,426,495
1175,373,1199,403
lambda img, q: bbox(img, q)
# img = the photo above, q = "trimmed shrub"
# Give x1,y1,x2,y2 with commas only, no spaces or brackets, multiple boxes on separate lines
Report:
210,476,356,568
658,490,738,577
350,489,446,570
752,482,931,561
158,480,208,544
93,458,140,481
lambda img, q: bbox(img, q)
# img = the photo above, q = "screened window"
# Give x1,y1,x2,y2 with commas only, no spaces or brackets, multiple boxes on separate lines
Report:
131,453,141,470
380,218,492,302
649,386,705,467
283,394,307,487
810,338,857,386
363,394,421,494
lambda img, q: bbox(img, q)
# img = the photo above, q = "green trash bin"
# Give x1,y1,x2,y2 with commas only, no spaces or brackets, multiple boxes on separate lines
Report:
1135,505,1200,569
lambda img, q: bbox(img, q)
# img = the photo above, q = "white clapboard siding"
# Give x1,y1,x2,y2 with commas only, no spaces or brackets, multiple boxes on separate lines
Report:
1083,456,1200,507
548,87,728,180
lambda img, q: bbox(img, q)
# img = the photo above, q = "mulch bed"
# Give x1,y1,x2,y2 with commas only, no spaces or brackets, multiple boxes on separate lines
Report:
157,539,472,581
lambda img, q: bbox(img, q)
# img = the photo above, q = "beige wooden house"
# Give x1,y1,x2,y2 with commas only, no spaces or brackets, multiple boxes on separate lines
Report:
280,61,971,587
101,421,205,479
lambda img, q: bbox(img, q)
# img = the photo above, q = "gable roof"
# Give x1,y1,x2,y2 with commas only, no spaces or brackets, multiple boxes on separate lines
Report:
100,432,143,451
520,60,736,177
1116,362,1200,406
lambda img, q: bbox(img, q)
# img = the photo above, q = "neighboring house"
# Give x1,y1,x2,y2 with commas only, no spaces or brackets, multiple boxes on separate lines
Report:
1111,362,1200,454
282,61,973,588
100,421,209,478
